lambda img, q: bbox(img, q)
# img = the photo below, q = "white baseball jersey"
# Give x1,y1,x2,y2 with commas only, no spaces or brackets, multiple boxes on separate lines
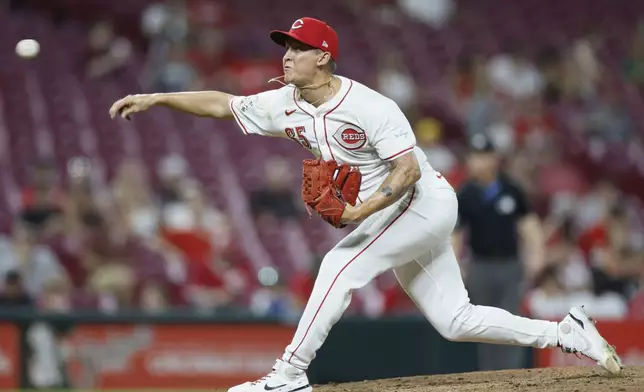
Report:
228,75,450,201
224,75,563,378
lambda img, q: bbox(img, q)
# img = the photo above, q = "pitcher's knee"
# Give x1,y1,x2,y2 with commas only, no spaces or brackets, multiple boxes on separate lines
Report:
434,303,477,342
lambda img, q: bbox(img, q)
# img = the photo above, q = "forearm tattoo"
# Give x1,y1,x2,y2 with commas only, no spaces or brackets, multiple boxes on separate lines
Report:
381,186,393,197
358,154,420,217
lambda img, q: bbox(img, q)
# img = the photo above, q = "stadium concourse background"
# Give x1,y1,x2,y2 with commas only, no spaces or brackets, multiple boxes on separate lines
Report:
0,0,643,390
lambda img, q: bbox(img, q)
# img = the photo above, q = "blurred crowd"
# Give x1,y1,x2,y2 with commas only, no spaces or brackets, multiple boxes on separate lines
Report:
401,16,644,320
1,0,642,321
1,151,329,323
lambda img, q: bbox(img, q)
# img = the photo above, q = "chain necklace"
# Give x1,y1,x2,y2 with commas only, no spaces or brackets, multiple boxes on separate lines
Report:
269,75,337,106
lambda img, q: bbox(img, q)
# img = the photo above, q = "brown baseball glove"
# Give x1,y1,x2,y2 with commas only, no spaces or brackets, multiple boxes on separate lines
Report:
301,158,362,228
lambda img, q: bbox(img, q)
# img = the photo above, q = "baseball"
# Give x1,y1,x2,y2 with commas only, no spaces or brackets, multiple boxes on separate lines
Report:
15,39,40,59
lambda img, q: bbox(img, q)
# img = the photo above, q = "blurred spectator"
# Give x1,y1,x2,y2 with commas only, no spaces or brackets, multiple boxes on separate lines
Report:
0,271,33,308
184,274,230,311
377,51,416,115
38,278,72,312
487,44,544,100
111,160,187,305
21,158,61,208
525,265,566,317
572,181,643,302
182,247,235,310
249,156,300,224
85,20,132,79
149,44,201,92
606,205,639,257
139,280,170,313
367,0,403,27
190,184,232,250
543,216,592,292
153,153,224,283
512,96,555,151
398,0,454,28
536,46,565,105
161,181,230,256
158,179,238,310
20,158,65,232
0,219,66,298
486,120,515,156
157,154,191,204
112,158,160,239
526,264,627,320
585,204,642,298
141,0,189,46
81,210,137,311
584,91,634,143
414,117,457,175
163,181,234,278
575,180,619,232
567,31,602,100
461,55,502,137
63,159,112,243
141,0,193,90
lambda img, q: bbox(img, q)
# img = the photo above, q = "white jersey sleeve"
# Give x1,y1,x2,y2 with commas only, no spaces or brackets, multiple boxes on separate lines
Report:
229,89,286,137
368,99,417,161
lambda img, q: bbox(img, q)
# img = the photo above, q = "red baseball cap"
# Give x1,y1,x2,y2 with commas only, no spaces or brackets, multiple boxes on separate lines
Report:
270,17,339,60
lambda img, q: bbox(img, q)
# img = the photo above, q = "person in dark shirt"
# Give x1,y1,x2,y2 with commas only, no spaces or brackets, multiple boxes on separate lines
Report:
20,158,65,233
453,134,545,371
249,156,300,222
0,271,33,308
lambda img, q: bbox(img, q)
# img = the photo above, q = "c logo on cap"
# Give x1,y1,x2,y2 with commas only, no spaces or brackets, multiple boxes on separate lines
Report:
291,19,304,29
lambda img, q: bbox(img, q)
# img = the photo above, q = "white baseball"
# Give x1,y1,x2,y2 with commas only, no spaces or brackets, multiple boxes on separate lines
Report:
15,39,40,59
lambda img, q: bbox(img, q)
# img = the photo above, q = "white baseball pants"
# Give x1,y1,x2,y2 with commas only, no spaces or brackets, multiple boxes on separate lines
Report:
282,174,559,370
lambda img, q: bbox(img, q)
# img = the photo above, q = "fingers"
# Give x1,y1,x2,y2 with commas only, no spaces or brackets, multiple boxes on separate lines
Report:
109,96,130,119
109,95,144,120
120,105,138,120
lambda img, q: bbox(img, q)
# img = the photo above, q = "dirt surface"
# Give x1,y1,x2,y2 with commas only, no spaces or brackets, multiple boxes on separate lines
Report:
311,366,644,392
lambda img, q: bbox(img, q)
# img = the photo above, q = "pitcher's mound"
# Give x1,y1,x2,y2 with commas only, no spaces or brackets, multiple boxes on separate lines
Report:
313,366,644,392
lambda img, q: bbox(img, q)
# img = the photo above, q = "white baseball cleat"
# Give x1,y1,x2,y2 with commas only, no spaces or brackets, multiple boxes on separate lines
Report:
558,306,624,375
228,359,312,392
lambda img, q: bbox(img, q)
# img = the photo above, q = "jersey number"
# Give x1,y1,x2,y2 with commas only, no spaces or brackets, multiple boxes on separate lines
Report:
285,126,312,149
